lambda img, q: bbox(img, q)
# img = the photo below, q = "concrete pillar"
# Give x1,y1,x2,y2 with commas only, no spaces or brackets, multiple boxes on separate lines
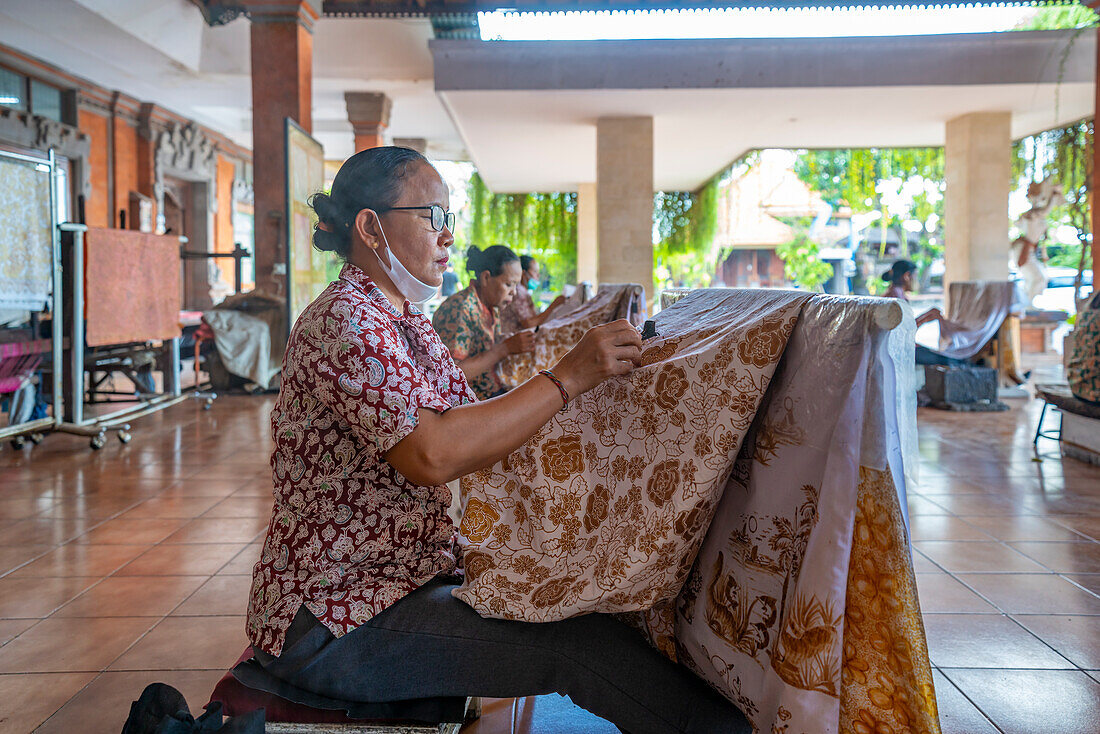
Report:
249,0,319,293
596,117,654,292
345,92,392,153
393,137,427,154
576,182,598,285
943,111,1012,289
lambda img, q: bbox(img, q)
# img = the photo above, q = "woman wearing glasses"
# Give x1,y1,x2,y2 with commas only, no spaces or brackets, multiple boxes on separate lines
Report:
432,244,535,400
244,147,748,734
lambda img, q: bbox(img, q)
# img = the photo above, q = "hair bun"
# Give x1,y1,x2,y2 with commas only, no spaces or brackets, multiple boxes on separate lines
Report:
465,245,484,274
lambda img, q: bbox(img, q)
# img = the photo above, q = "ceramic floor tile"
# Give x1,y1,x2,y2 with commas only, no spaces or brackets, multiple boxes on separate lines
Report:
1007,541,1100,573
906,496,952,516
54,575,208,618
913,541,1049,574
216,543,263,576
930,669,998,734
1010,615,1100,669
171,574,252,617
8,543,149,578
1051,516,1100,542
34,669,225,734
0,517,100,547
115,543,246,576
1062,573,1100,596
914,574,998,614
0,616,156,673
72,517,189,545
941,669,1100,734
955,573,1100,615
200,495,274,519
962,515,1090,542
162,516,268,544
926,495,1038,517
0,619,36,647
0,576,99,618
0,672,97,733
116,495,225,520
922,614,1073,669
108,615,248,671
908,516,993,542
0,544,51,577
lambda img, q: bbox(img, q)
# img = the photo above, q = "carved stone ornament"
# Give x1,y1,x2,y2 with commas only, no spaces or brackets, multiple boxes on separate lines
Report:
232,177,254,205
0,107,92,196
153,122,218,233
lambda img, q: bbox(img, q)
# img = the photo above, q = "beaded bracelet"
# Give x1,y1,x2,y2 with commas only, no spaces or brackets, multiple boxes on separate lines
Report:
538,369,570,410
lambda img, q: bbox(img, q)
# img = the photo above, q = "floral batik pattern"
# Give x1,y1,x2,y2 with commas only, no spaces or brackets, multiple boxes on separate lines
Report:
433,285,502,400
498,284,645,390
458,289,941,734
455,289,809,621
247,263,475,657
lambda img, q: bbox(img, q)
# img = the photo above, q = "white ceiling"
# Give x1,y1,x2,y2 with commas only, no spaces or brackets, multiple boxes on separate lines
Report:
440,83,1093,192
0,0,467,160
434,32,1096,192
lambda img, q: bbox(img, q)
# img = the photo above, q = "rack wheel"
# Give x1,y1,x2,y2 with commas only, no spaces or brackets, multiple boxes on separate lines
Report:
11,436,26,450
203,398,214,411
117,430,132,444
90,434,106,450
29,433,44,445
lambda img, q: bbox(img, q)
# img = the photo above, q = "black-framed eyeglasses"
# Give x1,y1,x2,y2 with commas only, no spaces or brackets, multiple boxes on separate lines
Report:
386,205,456,233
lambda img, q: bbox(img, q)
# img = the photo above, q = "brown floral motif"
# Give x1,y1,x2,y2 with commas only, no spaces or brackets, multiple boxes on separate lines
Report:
674,505,707,540
460,497,500,543
737,316,788,368
645,459,681,507
583,483,611,533
640,342,676,366
531,577,574,608
539,435,585,481
654,364,690,411
462,549,494,581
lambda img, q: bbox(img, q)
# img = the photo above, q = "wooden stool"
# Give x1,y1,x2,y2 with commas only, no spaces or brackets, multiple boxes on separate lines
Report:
208,647,481,733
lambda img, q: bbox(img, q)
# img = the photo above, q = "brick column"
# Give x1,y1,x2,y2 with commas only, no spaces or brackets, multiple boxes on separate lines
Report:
596,117,654,295
248,0,319,293
345,92,392,153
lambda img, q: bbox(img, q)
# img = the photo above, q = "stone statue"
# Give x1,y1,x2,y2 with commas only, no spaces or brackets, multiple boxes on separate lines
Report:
1011,177,1065,306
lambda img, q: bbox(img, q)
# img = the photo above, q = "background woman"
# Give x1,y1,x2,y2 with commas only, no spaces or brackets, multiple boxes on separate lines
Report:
245,146,750,734
433,245,535,400
500,255,567,334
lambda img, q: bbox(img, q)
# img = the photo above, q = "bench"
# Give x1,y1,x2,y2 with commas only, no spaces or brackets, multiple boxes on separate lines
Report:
1033,383,1100,464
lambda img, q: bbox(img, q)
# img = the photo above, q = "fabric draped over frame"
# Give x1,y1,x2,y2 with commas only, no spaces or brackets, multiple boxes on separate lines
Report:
0,156,53,312
84,228,182,346
497,283,645,390
456,289,939,734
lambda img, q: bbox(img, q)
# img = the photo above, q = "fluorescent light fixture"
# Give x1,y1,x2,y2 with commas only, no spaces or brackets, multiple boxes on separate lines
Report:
479,6,1042,41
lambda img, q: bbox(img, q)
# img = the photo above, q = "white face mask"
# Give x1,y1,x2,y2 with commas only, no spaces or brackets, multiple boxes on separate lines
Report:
373,217,440,306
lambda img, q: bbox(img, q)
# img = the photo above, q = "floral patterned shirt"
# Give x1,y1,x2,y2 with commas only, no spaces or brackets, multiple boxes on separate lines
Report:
247,263,475,657
500,284,536,336
432,284,502,400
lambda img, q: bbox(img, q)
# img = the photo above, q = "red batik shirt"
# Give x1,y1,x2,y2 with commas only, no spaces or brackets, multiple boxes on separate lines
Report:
247,263,475,656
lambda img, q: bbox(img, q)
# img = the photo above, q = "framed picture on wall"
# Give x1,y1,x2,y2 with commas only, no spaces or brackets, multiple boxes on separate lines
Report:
284,118,334,330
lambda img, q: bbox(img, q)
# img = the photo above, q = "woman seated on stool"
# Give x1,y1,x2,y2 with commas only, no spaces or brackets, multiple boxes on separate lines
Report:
500,255,567,335
433,245,535,400
245,146,750,734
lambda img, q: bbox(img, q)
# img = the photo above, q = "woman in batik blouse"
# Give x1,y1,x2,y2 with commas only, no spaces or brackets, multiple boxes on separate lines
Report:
244,146,750,734
432,245,535,399
499,255,567,335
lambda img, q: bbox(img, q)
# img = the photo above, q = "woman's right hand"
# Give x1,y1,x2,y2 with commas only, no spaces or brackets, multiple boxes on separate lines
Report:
552,320,643,398
504,329,536,355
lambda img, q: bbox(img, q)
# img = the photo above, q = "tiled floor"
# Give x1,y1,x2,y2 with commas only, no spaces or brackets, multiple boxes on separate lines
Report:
0,393,1098,733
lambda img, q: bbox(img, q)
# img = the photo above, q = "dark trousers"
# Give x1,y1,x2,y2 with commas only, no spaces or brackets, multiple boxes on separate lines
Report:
252,577,750,734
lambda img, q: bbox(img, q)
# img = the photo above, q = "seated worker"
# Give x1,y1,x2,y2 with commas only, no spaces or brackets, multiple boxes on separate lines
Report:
432,245,535,400
882,259,961,367
500,255,567,334
246,146,750,734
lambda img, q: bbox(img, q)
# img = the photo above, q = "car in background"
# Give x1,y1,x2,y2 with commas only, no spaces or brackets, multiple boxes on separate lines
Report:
1031,267,1094,316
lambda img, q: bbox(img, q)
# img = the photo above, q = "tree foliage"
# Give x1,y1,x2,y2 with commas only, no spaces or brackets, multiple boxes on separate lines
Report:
653,174,723,293
777,231,834,291
464,172,578,295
